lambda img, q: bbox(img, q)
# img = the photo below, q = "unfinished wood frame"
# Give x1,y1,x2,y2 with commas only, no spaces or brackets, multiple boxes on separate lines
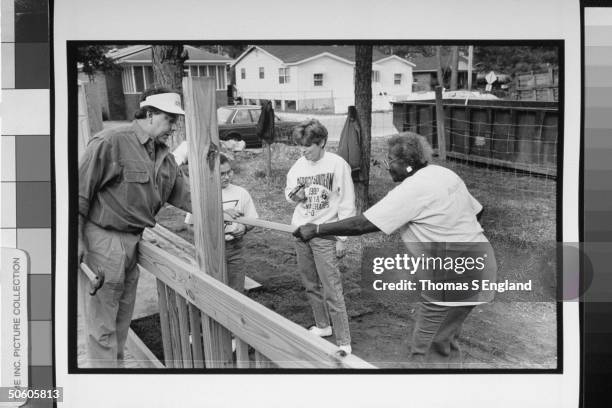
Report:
138,238,373,369
133,77,373,370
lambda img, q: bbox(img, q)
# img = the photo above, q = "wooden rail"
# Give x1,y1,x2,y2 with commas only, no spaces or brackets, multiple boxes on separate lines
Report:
136,226,374,369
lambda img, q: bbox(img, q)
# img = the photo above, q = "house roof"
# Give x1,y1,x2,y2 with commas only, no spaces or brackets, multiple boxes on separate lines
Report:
110,45,233,64
232,45,397,66
106,45,150,60
409,52,469,72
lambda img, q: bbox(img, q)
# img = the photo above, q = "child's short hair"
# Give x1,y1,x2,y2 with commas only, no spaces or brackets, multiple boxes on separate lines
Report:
292,118,328,146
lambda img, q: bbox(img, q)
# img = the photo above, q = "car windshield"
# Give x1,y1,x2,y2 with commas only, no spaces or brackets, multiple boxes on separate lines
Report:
217,107,234,124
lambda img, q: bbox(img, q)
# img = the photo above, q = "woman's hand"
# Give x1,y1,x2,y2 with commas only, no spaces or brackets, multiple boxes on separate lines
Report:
293,223,317,241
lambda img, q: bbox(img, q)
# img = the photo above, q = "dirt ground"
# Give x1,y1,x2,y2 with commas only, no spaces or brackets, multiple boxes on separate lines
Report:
129,140,559,369
144,212,557,369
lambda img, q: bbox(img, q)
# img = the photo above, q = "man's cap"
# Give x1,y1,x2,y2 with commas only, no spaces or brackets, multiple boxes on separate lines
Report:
139,93,185,115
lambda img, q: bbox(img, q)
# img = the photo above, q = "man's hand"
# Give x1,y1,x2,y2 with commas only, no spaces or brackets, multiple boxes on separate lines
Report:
336,240,346,258
77,236,88,264
293,223,317,241
228,223,247,240
77,214,87,264
224,208,243,219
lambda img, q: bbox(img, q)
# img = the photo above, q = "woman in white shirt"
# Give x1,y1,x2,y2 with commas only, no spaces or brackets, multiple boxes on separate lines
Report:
285,119,356,355
293,132,496,368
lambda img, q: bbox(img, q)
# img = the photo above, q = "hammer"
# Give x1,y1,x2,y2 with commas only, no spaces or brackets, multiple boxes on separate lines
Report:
80,262,105,296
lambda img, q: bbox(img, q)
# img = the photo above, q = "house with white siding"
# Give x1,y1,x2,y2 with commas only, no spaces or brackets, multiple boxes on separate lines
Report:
232,45,415,114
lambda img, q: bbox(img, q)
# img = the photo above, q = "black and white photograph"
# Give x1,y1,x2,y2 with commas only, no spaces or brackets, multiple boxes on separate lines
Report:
71,41,561,371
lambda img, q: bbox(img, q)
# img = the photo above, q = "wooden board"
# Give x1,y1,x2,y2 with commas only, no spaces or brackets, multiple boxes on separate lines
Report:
138,241,374,369
155,279,174,368
183,76,233,367
223,215,296,234
235,338,250,369
148,224,262,291
125,328,165,369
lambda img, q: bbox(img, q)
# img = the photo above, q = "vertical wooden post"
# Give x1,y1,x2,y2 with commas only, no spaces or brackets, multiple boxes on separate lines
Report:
183,76,233,368
188,304,205,368
435,86,447,160
156,280,174,367
166,288,183,368
430,105,437,148
235,338,250,369
176,295,193,368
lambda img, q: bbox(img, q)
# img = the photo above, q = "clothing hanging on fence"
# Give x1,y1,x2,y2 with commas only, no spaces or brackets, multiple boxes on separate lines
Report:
337,106,363,181
256,100,275,144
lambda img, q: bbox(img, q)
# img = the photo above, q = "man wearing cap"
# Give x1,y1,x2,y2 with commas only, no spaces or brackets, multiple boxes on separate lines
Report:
78,87,191,368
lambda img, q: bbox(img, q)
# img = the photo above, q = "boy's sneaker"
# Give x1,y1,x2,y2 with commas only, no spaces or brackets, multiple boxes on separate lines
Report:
308,325,332,337
338,344,352,355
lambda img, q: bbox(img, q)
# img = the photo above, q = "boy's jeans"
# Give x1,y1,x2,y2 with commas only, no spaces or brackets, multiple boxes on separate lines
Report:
294,237,351,346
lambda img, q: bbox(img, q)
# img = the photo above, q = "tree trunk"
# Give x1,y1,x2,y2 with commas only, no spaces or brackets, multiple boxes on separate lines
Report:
450,46,459,91
354,45,373,214
436,46,444,88
151,45,187,149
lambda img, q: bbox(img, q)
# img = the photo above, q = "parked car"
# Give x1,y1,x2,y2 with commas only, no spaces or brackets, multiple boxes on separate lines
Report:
217,105,300,148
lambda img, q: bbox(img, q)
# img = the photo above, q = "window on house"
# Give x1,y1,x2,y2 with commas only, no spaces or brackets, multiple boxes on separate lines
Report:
208,65,217,87
125,65,154,93
372,70,380,82
394,73,402,85
279,68,290,84
259,67,265,79
313,73,323,86
218,66,226,89
241,68,246,80
286,100,296,110
187,65,225,90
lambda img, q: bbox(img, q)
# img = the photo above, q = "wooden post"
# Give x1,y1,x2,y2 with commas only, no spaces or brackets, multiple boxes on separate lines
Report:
176,295,193,368
156,280,174,367
188,304,205,368
435,86,447,160
183,76,233,368
166,288,183,368
235,338,250,368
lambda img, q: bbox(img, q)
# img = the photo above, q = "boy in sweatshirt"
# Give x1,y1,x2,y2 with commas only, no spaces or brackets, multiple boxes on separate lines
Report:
285,119,356,355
